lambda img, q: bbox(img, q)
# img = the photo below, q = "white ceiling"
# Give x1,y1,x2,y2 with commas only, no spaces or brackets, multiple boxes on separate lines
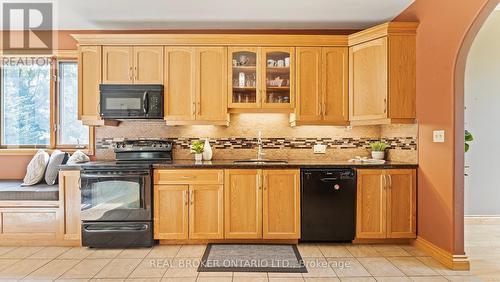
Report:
47,0,414,30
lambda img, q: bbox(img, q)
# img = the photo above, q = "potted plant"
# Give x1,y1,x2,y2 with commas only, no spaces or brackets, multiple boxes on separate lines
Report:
190,140,204,161
369,141,388,160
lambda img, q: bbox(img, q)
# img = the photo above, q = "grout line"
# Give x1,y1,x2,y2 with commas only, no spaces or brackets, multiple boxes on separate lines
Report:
19,257,54,281
89,253,116,280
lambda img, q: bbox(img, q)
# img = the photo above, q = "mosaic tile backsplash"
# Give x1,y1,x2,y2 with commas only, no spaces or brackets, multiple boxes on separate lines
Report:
97,136,416,151
95,114,418,163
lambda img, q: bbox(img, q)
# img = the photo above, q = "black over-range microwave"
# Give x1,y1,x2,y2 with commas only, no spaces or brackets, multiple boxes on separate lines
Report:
99,84,163,119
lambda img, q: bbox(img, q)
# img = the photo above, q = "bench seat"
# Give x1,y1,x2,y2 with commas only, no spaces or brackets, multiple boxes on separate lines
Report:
0,180,59,201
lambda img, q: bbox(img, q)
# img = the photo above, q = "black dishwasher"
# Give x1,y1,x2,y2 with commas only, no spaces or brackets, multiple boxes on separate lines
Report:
301,168,356,242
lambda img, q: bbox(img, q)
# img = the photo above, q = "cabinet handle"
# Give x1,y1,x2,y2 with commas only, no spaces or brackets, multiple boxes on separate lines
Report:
190,190,194,205
384,98,387,114
192,101,196,116
263,174,267,191
129,67,133,81
197,101,201,115
258,174,262,190
134,66,137,81
382,175,386,190
184,190,188,206
323,103,327,116
180,175,195,179
388,175,392,189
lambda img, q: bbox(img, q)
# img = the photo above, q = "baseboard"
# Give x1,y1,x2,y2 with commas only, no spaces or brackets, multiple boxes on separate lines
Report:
412,236,470,270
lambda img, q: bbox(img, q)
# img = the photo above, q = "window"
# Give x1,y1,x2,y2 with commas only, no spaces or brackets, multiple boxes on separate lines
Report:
1,61,51,146
57,61,88,147
0,57,91,151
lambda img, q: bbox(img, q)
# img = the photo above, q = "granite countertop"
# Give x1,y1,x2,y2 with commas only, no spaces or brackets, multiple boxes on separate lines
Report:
60,159,417,170
152,159,417,169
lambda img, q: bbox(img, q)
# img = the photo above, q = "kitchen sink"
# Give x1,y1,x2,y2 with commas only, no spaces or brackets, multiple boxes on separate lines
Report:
233,159,288,164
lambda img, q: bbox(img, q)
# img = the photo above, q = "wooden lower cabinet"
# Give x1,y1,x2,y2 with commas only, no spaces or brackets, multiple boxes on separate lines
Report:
386,170,417,238
356,169,416,239
153,170,224,240
262,170,300,239
59,170,82,242
154,185,189,240
189,185,224,239
224,169,300,240
224,170,262,239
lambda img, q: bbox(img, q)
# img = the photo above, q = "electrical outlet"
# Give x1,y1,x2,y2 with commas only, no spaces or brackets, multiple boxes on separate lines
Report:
433,130,445,143
313,144,326,154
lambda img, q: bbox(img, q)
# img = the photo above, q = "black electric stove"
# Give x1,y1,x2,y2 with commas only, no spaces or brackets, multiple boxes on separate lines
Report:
80,140,172,248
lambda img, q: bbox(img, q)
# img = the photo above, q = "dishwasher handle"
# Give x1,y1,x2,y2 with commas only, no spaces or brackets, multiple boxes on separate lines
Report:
320,177,339,182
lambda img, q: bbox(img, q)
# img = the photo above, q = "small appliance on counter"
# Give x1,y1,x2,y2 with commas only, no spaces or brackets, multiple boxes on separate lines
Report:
99,84,163,119
301,168,356,242
80,139,172,248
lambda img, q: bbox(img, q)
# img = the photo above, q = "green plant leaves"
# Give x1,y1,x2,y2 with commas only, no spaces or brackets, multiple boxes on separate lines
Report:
465,130,473,152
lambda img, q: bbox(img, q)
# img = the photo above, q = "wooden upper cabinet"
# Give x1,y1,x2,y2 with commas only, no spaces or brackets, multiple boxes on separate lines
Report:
102,46,133,84
262,170,300,239
322,47,349,124
261,47,294,109
356,169,416,239
349,38,387,122
195,47,228,122
78,45,102,124
133,46,163,84
103,46,163,84
349,24,416,125
189,185,224,239
224,169,262,239
164,47,195,121
356,170,387,239
228,47,260,109
154,185,189,240
292,47,348,126
164,47,228,125
386,169,416,238
228,47,294,111
294,47,322,122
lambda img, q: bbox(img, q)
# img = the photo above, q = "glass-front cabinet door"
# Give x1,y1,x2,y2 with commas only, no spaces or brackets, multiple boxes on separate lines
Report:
228,47,260,108
261,47,294,109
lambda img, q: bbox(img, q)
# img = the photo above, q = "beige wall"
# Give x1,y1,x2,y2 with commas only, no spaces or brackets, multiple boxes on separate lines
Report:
464,10,500,215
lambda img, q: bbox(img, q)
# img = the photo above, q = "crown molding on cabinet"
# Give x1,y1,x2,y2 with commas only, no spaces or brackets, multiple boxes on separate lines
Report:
348,22,419,46
71,33,348,47
71,22,418,47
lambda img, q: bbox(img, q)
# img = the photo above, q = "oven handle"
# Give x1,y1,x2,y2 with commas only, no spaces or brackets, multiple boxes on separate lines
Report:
81,172,150,178
84,224,149,233
143,91,149,114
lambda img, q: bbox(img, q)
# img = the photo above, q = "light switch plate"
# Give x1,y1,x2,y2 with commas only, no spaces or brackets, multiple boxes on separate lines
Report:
313,144,327,154
433,130,445,143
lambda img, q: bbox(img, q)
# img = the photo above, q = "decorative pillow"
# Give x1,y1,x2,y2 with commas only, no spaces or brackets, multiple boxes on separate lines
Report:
67,150,90,165
45,150,69,185
22,150,50,186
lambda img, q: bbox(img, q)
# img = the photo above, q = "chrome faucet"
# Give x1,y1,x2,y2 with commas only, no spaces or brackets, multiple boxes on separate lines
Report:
256,131,265,160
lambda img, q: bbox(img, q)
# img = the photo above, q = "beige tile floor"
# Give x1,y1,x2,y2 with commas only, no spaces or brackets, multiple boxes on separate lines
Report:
0,242,483,282
465,217,500,281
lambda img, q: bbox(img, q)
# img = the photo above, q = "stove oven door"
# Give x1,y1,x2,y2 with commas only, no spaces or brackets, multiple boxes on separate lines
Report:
80,169,151,222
